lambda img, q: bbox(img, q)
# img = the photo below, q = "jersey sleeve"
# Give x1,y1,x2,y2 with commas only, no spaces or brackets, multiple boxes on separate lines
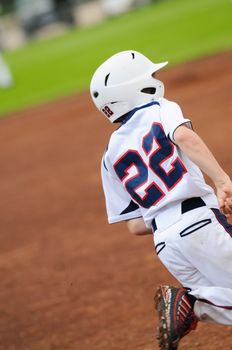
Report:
160,99,192,143
101,152,142,224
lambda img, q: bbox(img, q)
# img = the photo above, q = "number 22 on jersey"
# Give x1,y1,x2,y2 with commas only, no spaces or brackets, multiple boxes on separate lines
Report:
113,122,187,208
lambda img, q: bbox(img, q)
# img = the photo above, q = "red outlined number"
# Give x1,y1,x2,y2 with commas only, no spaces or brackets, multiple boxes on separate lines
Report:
113,123,186,208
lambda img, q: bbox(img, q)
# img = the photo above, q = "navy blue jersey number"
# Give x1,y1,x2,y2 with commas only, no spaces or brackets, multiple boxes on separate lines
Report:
114,150,165,208
114,122,186,208
143,123,186,190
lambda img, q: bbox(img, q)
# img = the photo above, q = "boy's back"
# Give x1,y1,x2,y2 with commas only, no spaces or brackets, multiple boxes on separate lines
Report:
102,98,217,228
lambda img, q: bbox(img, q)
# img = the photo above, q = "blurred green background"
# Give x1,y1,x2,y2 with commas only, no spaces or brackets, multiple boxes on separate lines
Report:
0,0,231,116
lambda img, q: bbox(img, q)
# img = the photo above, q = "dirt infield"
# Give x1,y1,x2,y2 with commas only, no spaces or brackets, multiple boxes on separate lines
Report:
0,51,231,350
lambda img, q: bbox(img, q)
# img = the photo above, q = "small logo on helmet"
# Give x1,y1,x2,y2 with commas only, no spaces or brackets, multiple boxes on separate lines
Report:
102,106,114,118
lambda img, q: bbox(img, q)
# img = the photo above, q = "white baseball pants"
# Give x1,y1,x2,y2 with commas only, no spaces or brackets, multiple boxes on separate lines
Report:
153,206,232,325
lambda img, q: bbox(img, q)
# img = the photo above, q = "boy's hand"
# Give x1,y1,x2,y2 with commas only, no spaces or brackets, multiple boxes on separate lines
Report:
215,178,232,217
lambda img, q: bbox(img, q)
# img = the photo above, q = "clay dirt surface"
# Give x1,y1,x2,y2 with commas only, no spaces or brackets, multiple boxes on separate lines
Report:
0,51,231,350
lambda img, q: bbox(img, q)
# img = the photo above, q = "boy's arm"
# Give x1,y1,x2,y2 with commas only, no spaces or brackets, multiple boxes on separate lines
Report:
127,217,152,235
174,125,232,216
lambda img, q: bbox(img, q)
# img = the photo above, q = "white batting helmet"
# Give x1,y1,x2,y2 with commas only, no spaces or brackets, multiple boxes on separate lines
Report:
90,50,168,123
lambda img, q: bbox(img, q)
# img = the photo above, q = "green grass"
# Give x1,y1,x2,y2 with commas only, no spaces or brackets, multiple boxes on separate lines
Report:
1,0,231,116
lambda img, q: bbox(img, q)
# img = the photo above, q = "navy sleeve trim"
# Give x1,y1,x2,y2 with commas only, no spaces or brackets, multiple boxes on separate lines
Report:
169,120,193,145
120,200,139,215
103,157,108,171
102,146,109,171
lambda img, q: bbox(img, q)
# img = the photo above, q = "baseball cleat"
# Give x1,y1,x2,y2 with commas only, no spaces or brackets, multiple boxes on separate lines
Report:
154,285,198,350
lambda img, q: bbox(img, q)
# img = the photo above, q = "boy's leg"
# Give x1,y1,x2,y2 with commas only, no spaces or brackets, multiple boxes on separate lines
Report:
154,207,232,325
190,287,232,325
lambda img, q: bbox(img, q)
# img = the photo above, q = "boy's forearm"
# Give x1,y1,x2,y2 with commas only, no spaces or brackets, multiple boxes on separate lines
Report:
127,217,152,235
174,127,230,185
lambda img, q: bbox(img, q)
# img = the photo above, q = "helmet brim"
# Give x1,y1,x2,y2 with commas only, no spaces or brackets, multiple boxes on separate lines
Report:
151,61,168,73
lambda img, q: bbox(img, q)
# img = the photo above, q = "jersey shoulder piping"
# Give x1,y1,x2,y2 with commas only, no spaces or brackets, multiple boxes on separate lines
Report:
119,101,160,128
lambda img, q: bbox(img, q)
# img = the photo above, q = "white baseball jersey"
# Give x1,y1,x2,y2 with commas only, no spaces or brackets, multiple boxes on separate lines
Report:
101,98,218,229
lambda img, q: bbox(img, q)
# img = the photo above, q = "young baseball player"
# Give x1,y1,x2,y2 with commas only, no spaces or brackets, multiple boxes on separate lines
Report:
90,50,232,350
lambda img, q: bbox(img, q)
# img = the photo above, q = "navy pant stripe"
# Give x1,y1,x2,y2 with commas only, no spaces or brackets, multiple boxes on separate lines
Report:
211,208,232,237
